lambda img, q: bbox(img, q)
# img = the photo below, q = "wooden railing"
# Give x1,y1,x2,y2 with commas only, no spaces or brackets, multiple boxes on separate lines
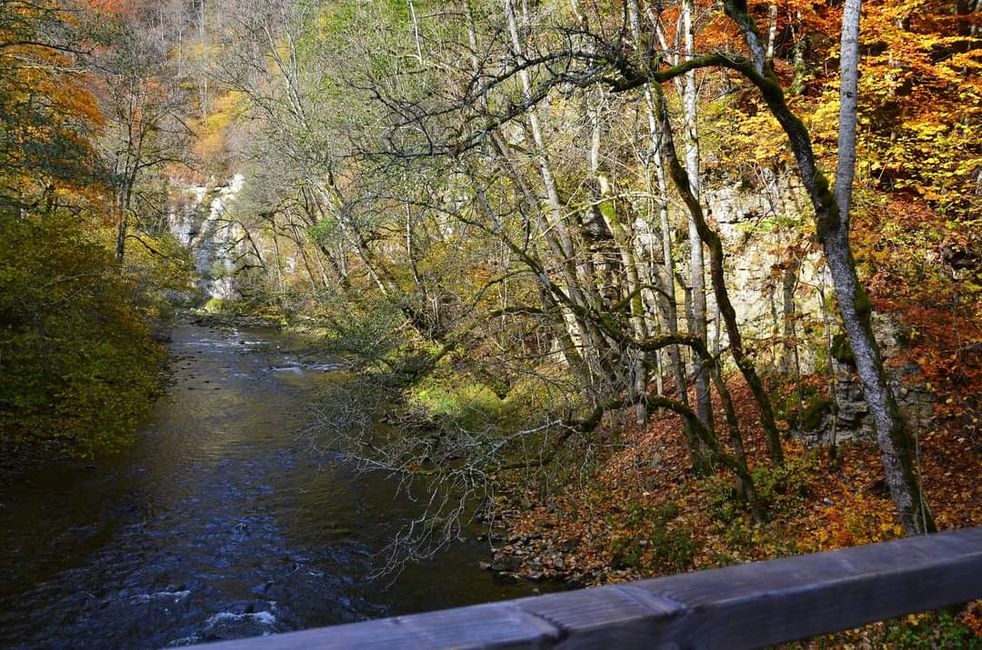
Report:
200,527,981,649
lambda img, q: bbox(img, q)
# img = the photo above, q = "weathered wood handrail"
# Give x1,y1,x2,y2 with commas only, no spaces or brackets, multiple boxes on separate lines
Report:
200,528,982,649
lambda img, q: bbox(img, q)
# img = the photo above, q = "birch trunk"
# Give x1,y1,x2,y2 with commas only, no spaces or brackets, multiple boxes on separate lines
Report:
832,0,935,534
628,0,710,470
502,0,610,383
681,0,714,433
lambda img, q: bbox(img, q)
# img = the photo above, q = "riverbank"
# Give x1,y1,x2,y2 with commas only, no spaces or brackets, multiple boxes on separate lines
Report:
164,309,982,645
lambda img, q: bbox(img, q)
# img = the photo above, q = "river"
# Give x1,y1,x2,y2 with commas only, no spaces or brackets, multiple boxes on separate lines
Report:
0,323,543,649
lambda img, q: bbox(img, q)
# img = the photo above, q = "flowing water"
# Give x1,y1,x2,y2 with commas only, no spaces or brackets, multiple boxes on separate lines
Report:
0,324,543,649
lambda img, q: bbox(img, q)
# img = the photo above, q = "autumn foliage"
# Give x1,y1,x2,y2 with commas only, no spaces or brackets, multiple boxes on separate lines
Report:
0,1,165,459
0,0,978,641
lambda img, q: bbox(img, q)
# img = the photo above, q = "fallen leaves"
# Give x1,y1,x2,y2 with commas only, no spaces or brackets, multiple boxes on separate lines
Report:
491,373,980,643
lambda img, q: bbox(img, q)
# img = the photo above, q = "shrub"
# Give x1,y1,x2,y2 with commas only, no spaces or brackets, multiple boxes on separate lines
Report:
0,211,164,457
412,380,505,432
610,501,698,574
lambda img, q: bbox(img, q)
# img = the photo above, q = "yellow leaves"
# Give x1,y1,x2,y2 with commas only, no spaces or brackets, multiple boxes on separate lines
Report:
792,0,981,216
0,4,110,211
192,90,249,163
716,104,791,168
183,40,220,64
801,490,901,554
880,521,903,537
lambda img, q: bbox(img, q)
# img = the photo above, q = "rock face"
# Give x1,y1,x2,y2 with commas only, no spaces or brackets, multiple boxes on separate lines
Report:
702,171,827,374
168,174,246,304
702,173,937,447
802,315,937,445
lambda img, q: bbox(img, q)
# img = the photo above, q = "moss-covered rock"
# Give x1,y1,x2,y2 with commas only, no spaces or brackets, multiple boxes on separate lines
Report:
831,332,855,366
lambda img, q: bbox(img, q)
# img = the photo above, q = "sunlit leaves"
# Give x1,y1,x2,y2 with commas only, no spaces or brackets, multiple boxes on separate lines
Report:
0,2,105,205
0,210,164,457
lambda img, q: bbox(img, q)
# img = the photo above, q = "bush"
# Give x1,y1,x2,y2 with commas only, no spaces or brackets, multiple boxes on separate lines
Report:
701,474,742,524
0,210,164,457
610,501,699,574
750,453,815,512
411,380,505,432
881,610,980,649
700,453,815,528
313,295,404,366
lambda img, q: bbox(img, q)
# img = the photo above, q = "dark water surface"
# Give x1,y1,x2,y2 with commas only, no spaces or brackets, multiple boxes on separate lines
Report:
0,324,541,649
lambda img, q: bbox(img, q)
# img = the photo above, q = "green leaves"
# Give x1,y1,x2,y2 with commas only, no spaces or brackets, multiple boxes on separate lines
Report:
0,210,164,458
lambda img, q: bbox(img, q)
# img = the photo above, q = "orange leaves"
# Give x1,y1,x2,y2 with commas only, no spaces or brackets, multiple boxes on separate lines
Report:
81,0,138,18
711,0,979,217
851,0,982,215
495,368,979,589
964,601,982,638
849,192,981,451
0,1,108,205
802,490,901,552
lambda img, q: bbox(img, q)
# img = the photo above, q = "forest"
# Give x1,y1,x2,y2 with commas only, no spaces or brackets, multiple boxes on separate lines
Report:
1,0,979,645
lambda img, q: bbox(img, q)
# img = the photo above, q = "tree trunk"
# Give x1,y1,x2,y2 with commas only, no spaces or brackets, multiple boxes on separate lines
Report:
114,202,127,265
652,83,785,466
502,0,611,386
681,0,715,435
765,1,778,62
723,0,935,534
590,103,649,423
628,0,710,472
831,0,936,535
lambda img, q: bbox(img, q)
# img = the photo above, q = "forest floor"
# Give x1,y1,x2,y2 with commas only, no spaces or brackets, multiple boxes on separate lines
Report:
486,379,980,646
490,383,980,582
